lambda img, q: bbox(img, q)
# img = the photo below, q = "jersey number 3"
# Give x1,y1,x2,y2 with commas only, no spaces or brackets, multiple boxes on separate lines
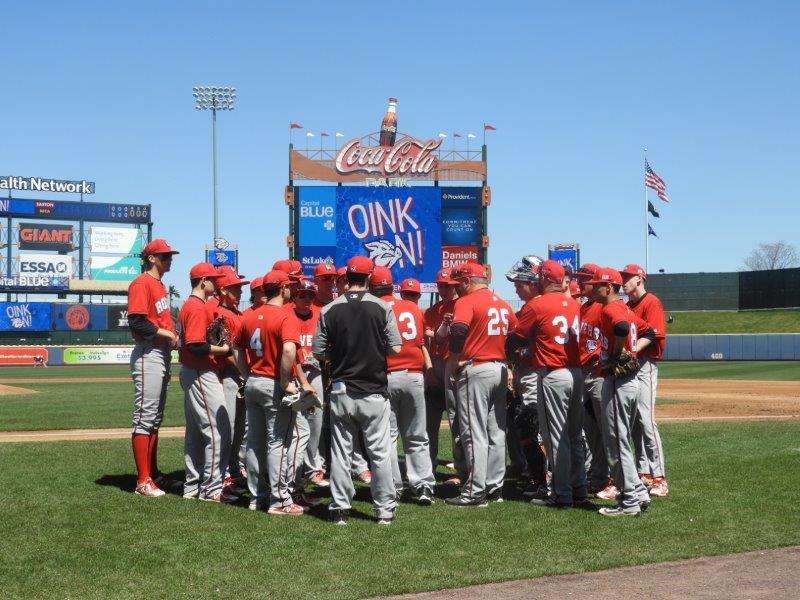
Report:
397,312,418,341
487,307,510,336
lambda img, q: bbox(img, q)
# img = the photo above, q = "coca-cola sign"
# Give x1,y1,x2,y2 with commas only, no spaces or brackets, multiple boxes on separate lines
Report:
335,137,441,177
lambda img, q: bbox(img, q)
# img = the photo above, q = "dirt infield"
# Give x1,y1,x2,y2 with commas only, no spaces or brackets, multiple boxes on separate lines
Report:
376,546,800,600
659,379,799,418
0,377,129,385
0,384,37,396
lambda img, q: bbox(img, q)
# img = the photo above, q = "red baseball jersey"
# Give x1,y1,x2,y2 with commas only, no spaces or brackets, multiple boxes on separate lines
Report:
209,302,244,375
237,304,300,378
598,299,653,370
579,300,603,366
127,273,174,341
512,292,580,368
424,298,456,360
382,295,425,372
628,292,666,360
178,296,217,371
294,303,321,366
452,288,517,363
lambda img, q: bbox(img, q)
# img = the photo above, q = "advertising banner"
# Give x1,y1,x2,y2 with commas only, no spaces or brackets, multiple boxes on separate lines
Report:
0,198,151,224
106,305,130,330
89,226,143,254
0,346,49,366
206,249,238,268
18,222,74,252
62,347,179,365
0,275,69,290
17,253,73,278
298,186,442,289
90,255,140,281
548,244,580,272
0,302,52,331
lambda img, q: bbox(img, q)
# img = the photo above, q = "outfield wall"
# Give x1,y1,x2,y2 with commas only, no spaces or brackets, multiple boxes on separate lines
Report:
663,334,800,360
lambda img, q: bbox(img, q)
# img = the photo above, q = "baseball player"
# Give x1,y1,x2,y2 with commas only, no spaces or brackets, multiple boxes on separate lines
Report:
423,268,464,483
313,256,402,525
178,262,235,503
574,263,614,498
504,255,548,500
208,270,250,495
127,238,180,497
445,262,516,506
584,267,655,516
622,264,669,497
508,260,586,508
370,269,435,504
399,278,422,304
236,270,306,515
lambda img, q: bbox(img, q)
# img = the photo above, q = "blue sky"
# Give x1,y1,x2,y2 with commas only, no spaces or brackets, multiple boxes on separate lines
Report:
3,1,798,301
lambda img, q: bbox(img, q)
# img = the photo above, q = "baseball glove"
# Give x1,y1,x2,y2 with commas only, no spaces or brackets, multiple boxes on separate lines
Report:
601,349,640,378
206,316,231,347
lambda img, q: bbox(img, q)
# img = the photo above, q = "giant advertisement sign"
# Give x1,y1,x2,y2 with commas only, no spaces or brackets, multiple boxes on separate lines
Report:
298,186,480,290
89,226,143,254
18,222,74,251
90,255,140,281
0,198,151,224
18,253,73,278
0,302,52,331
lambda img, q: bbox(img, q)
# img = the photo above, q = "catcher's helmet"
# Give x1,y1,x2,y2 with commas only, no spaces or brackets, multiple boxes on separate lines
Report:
505,255,543,283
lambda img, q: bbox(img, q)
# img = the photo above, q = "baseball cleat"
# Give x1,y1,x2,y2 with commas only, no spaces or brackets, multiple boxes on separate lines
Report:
530,497,571,509
309,472,330,488
377,516,395,526
134,477,166,497
595,483,620,500
443,476,462,487
182,490,199,500
355,470,372,484
445,494,488,508
292,493,322,512
649,478,669,497
152,473,181,493
522,482,549,499
329,509,349,525
268,503,305,516
486,488,504,503
199,490,239,504
417,487,434,505
248,499,267,511
223,476,247,496
639,473,655,488
598,506,641,517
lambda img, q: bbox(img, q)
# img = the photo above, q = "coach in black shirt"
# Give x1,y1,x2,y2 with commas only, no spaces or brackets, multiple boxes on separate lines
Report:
314,255,401,525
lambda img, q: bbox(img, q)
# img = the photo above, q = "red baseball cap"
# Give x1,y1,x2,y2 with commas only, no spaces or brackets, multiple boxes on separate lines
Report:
249,276,264,292
273,259,304,281
336,266,347,278
400,278,421,294
569,280,581,297
296,279,319,294
436,269,456,285
540,260,565,283
621,264,647,280
218,272,250,288
347,256,374,275
575,263,601,281
370,266,393,287
586,267,623,286
452,262,486,279
262,270,290,290
314,262,337,278
141,238,179,256
189,262,224,280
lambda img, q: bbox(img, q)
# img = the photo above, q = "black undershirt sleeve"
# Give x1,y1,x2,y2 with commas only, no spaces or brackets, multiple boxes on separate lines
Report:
613,320,630,337
639,327,656,341
187,342,211,356
128,314,158,340
449,323,469,354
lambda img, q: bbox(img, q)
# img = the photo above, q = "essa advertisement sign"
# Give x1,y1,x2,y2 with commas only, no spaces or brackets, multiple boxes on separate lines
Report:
90,255,140,281
18,253,72,278
89,226,143,254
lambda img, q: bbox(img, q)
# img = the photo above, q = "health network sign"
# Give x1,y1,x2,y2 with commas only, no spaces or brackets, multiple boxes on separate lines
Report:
298,186,481,290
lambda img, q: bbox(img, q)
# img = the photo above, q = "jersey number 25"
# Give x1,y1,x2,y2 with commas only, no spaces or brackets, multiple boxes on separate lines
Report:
487,307,510,336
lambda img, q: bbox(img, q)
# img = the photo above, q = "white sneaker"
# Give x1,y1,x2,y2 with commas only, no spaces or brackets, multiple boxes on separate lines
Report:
598,506,640,517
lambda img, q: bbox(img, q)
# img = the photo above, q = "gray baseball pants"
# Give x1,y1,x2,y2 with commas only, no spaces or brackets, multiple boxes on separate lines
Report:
302,368,326,478
180,367,230,499
288,409,311,493
130,342,171,435
222,375,246,479
329,390,396,519
455,361,508,498
632,359,666,478
243,376,295,510
602,374,650,512
537,367,587,503
581,366,608,488
425,357,468,478
513,364,546,484
387,370,435,494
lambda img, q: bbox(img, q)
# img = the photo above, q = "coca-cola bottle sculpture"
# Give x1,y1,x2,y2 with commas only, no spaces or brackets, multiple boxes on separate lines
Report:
379,97,398,147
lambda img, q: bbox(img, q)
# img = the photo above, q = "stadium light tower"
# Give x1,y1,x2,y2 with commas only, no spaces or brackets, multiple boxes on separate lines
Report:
193,86,236,244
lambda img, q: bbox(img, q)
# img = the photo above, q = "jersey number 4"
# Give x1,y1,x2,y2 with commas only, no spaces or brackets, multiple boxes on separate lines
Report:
487,307,510,336
249,328,263,358
552,315,580,345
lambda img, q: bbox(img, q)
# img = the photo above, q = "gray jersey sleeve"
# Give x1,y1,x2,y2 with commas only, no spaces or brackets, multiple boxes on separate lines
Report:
384,302,402,348
312,306,330,360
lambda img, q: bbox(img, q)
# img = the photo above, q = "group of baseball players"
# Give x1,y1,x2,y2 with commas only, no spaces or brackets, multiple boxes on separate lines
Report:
126,238,668,524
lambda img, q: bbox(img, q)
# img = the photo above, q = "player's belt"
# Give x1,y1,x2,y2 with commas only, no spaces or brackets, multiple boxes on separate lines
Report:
388,369,423,375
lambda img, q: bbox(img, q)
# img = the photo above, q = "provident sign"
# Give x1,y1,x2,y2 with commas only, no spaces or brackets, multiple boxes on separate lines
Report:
335,137,441,177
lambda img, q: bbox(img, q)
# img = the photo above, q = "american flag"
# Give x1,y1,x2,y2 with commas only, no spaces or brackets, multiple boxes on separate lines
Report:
645,159,669,203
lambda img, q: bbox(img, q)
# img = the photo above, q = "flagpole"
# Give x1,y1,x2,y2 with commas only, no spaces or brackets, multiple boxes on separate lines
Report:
644,148,649,273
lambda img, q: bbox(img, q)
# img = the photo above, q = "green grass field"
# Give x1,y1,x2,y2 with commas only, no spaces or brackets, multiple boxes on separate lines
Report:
666,309,800,334
0,422,798,599
0,362,796,432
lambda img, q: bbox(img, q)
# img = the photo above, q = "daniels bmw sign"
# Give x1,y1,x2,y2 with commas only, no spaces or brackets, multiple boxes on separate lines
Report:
0,175,95,194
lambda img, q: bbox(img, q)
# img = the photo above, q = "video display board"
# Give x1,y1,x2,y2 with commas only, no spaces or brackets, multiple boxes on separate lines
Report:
0,198,150,224
296,186,481,291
